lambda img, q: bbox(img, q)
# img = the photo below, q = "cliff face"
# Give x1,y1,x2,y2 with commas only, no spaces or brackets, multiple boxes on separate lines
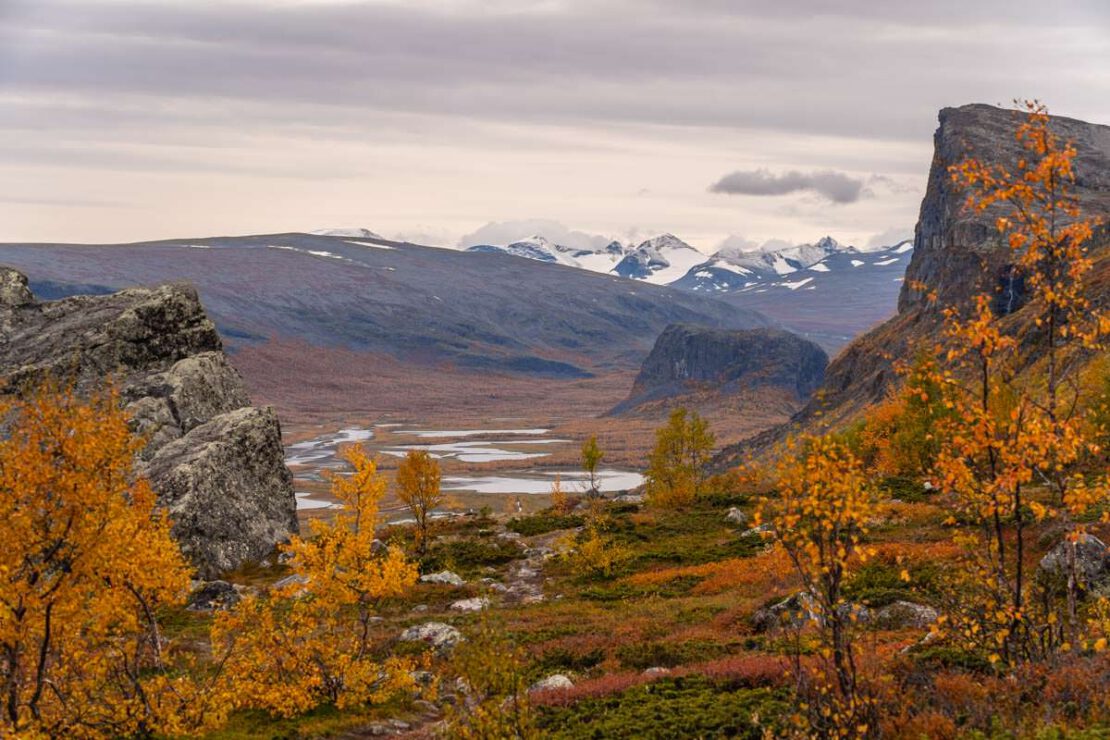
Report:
0,267,297,577
715,104,1110,466
612,324,827,414
900,104,1110,313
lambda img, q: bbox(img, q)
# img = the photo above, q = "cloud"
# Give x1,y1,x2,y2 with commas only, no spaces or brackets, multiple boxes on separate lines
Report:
714,234,758,257
708,169,866,204
458,220,612,251
865,226,914,250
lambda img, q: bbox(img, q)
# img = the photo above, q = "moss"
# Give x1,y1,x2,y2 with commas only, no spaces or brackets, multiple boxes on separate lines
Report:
533,646,606,678
536,675,790,739
208,697,412,739
419,537,522,575
878,475,934,503
615,639,738,670
844,557,942,607
909,646,994,674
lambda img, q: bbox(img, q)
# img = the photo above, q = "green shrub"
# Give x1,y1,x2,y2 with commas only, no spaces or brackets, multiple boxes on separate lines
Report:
419,537,522,575
536,675,789,739
615,639,736,670
878,475,934,503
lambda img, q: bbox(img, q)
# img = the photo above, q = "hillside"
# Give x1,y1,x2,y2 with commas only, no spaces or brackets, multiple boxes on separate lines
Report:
0,234,771,383
611,324,827,416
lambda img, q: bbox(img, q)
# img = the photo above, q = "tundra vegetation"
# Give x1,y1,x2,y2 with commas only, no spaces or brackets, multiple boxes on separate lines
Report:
2,102,1110,738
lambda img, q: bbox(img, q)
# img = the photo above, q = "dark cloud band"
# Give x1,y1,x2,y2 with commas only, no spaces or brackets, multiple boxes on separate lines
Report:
709,169,865,204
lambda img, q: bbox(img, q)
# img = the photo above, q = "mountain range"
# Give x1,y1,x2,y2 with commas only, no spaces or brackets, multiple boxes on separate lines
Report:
466,232,912,349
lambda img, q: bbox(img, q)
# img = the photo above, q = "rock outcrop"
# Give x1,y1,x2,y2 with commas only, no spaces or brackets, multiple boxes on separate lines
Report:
716,104,1110,465
612,324,827,414
0,268,297,577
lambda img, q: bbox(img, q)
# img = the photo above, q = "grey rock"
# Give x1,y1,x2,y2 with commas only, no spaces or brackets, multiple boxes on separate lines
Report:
725,507,748,525
187,580,241,611
0,271,297,578
1038,533,1110,592
873,601,939,630
752,591,820,633
0,267,33,309
714,105,1110,467
642,666,671,677
399,622,463,653
126,352,251,457
902,104,1110,313
450,597,490,612
741,522,774,538
420,570,466,587
613,493,644,504
140,406,297,578
529,674,574,693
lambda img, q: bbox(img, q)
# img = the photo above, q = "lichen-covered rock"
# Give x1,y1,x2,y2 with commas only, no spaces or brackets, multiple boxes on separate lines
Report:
0,268,297,577
1038,534,1110,593
529,674,574,694
751,592,820,633
725,507,748,525
873,601,939,630
399,622,463,653
420,571,465,587
0,268,33,309
187,580,241,611
450,597,490,612
125,352,251,452
140,406,296,578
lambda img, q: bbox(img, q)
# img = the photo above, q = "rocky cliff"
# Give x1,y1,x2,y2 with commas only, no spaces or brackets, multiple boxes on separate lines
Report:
612,324,827,414
715,103,1110,466
0,267,297,577
900,104,1110,313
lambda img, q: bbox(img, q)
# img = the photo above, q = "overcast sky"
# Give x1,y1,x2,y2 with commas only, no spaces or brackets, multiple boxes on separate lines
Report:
1,0,1108,252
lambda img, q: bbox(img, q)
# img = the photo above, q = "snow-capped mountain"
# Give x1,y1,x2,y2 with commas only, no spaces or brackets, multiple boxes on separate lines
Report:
309,227,384,239
466,235,628,272
673,236,869,293
459,229,913,351
675,238,915,350
611,234,708,285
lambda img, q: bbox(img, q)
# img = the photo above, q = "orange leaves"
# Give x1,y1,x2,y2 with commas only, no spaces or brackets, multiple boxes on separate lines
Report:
212,443,418,719
394,448,443,553
625,546,795,596
0,382,200,737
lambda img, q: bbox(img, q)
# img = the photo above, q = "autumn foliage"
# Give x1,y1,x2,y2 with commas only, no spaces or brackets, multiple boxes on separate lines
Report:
212,445,418,718
645,407,715,508
0,383,214,738
756,436,880,737
395,448,443,553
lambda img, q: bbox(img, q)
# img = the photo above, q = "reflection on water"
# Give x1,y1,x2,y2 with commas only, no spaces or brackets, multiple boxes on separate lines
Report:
394,428,551,439
286,427,374,466
286,425,644,500
380,439,569,463
443,469,645,495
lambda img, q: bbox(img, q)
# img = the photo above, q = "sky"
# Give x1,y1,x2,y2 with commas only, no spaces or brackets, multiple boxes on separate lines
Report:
1,0,1108,253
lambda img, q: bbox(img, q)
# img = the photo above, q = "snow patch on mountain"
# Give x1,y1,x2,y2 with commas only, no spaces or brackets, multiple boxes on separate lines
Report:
612,234,707,285
310,228,383,239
